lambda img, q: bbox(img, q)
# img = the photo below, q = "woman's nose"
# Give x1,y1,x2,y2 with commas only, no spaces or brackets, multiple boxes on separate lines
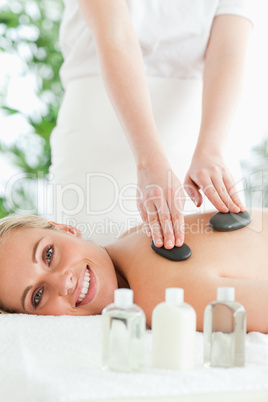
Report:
52,270,74,296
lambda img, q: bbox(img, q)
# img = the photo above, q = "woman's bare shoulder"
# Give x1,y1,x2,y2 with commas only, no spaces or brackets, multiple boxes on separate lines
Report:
118,223,145,239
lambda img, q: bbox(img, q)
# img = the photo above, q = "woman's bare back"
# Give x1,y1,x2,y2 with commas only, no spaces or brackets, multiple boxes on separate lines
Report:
106,209,268,332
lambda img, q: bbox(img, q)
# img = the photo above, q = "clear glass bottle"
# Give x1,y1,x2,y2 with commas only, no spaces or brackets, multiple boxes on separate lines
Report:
203,287,246,368
152,288,196,370
102,288,146,372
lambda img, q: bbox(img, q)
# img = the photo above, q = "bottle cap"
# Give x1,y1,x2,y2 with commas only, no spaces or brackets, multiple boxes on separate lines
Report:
165,288,184,305
217,287,235,302
114,289,133,308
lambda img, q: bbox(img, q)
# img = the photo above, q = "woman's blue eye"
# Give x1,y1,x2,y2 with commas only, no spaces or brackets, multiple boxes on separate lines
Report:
33,288,43,308
45,246,54,265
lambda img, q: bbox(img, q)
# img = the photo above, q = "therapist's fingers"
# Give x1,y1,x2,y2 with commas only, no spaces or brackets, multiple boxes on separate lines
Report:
145,198,164,248
184,175,203,207
196,175,229,212
167,186,185,246
153,194,175,249
146,186,186,249
137,199,151,236
211,176,240,213
223,175,245,212
185,157,245,212
170,205,185,247
137,169,186,249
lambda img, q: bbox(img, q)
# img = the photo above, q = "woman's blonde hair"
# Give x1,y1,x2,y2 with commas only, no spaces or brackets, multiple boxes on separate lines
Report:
0,214,55,238
0,214,56,314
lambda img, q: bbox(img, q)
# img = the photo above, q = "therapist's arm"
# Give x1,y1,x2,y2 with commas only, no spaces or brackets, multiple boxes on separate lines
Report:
77,0,185,249
184,14,253,212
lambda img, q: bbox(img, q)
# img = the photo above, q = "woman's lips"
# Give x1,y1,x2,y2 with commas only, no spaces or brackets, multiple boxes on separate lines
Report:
76,266,97,307
74,266,87,305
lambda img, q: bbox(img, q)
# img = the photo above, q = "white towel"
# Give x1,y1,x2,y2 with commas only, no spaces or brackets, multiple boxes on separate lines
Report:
0,314,268,402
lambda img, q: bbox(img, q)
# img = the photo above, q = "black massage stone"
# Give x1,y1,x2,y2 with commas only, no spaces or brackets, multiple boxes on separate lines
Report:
209,211,252,232
151,241,192,261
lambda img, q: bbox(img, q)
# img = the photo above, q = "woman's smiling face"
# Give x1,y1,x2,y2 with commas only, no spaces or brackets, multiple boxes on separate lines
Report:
0,226,118,315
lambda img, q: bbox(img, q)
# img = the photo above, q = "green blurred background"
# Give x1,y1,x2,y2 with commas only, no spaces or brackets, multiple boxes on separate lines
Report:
0,0,63,217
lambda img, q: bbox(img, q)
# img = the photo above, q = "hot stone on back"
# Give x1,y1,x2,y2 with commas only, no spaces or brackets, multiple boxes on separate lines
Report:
151,241,192,261
209,211,251,232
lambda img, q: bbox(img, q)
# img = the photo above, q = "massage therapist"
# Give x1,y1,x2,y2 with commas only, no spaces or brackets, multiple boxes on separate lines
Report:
49,0,253,246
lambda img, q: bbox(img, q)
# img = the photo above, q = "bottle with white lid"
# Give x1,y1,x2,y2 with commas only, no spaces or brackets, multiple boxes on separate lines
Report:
152,288,196,370
102,288,146,372
203,287,246,368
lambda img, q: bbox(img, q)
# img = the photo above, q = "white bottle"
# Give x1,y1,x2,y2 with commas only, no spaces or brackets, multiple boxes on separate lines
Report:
203,287,246,368
152,288,196,370
102,288,146,372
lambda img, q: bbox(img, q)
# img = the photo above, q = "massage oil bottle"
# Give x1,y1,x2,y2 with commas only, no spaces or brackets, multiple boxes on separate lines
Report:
102,289,146,372
152,288,196,370
203,287,246,368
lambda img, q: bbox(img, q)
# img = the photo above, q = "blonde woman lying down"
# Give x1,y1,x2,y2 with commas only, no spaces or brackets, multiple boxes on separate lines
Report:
0,210,267,333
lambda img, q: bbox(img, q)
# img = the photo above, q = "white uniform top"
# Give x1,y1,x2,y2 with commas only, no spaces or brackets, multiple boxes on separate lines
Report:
59,0,254,88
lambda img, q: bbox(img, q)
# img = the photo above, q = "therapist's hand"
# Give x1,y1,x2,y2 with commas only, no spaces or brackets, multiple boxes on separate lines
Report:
137,160,185,249
184,152,245,213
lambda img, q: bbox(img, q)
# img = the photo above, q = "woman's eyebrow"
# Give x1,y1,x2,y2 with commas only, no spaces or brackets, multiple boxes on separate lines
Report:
21,285,33,311
32,238,44,263
21,237,45,310
18,237,45,311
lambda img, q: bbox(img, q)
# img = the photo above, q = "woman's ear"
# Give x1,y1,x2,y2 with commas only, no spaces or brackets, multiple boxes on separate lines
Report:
48,221,82,238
